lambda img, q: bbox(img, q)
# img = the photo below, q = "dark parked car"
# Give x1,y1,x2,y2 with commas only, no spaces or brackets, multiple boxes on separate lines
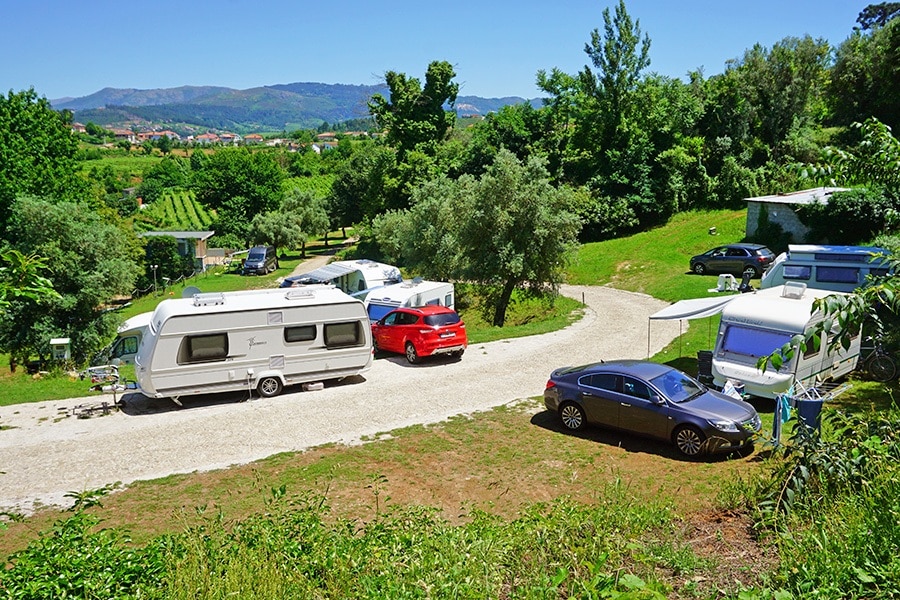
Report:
242,245,278,275
689,243,775,277
371,305,467,364
543,360,761,457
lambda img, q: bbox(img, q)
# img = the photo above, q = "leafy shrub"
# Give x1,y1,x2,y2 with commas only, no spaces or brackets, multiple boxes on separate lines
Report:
0,511,167,598
798,187,894,244
753,407,900,597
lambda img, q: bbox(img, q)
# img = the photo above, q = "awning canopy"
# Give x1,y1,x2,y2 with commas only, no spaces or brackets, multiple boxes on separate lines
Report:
285,263,359,284
649,295,737,321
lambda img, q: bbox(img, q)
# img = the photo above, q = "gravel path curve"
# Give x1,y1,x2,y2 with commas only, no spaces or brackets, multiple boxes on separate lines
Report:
0,284,681,514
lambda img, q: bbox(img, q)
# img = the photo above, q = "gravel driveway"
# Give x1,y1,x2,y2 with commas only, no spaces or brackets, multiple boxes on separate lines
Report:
0,285,681,515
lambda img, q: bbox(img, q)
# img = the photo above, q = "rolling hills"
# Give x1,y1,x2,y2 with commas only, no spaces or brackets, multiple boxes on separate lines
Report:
52,82,538,134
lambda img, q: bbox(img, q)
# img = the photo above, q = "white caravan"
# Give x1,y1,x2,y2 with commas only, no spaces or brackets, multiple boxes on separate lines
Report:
364,279,455,321
760,245,890,293
711,282,860,398
134,286,372,403
281,259,402,296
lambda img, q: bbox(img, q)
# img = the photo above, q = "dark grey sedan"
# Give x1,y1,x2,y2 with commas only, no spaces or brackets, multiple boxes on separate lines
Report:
689,243,775,277
543,360,761,457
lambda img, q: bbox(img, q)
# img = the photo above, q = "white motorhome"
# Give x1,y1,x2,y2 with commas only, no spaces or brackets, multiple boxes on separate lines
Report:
134,286,372,403
364,279,455,321
711,282,860,398
760,245,890,293
280,259,402,297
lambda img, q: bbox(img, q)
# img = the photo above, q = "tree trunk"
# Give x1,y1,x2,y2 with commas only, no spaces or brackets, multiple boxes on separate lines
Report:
301,240,307,259
492,279,517,327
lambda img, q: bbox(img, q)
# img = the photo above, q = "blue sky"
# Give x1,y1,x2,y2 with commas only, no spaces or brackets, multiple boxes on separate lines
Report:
3,0,864,101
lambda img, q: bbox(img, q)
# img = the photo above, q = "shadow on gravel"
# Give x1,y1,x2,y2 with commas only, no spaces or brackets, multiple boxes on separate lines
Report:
117,375,368,416
530,409,756,463
373,351,464,368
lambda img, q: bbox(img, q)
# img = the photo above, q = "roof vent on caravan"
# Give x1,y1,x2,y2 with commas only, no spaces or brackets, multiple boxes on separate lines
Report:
781,281,807,299
193,292,226,306
284,289,316,300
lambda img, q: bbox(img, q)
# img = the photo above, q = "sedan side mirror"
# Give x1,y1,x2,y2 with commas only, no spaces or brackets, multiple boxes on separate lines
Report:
650,394,665,405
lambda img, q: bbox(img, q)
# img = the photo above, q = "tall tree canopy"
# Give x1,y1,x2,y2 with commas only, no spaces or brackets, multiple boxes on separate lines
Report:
368,60,459,157
829,18,900,132
857,2,900,29
0,88,86,234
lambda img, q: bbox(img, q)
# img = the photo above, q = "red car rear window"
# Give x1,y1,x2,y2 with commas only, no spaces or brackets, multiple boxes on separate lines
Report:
424,313,460,327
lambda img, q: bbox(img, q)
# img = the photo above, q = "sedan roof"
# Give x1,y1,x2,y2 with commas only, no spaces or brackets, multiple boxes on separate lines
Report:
559,360,672,379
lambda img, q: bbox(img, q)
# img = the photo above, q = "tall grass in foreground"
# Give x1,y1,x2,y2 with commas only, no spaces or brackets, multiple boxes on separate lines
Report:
2,485,682,599
744,406,900,598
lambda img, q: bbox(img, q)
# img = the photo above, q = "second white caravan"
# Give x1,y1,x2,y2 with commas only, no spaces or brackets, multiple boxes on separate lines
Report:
760,244,890,293
711,283,860,398
364,279,455,321
135,287,372,403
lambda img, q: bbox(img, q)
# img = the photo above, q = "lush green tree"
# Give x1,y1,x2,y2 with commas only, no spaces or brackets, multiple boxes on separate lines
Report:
378,150,581,327
460,150,580,326
250,188,330,257
458,103,553,177
0,197,140,365
829,19,900,132
537,1,667,236
156,134,172,155
579,0,651,143
193,147,285,245
0,88,86,234
328,140,398,226
857,2,900,29
368,60,459,157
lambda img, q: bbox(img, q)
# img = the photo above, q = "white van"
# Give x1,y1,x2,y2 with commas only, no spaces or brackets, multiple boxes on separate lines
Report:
134,286,372,403
711,282,859,398
760,245,890,293
365,279,455,321
280,259,402,297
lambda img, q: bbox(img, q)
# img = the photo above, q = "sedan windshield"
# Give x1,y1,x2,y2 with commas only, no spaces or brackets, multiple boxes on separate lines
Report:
649,369,704,403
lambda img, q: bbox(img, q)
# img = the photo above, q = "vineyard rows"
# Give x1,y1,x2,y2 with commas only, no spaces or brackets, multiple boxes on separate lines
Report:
133,189,214,232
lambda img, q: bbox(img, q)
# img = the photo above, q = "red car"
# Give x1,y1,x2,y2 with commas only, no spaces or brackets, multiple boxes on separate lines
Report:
371,305,467,364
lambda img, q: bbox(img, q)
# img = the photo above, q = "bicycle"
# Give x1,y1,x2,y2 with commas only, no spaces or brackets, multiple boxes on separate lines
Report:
859,337,898,382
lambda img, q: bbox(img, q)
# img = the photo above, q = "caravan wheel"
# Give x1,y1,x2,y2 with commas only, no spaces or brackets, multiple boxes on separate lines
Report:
258,377,283,398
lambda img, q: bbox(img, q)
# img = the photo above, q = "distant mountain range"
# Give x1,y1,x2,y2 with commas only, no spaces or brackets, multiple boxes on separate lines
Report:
51,82,538,135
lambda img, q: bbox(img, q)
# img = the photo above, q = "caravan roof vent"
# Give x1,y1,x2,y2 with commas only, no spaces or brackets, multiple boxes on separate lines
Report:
193,292,226,306
782,282,807,299
285,289,316,300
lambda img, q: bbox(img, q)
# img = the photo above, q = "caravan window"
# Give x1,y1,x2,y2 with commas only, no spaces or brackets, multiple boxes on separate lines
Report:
178,333,228,364
783,265,811,280
112,336,139,359
284,325,317,343
721,324,793,358
324,321,365,348
816,266,859,284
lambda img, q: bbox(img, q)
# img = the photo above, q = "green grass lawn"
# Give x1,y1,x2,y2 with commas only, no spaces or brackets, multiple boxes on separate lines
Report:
567,208,750,301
